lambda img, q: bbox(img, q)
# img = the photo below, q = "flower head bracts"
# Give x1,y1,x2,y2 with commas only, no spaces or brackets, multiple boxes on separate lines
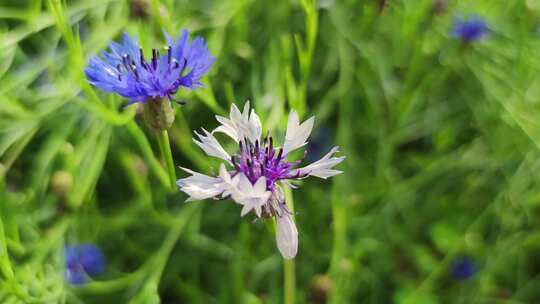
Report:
85,30,215,104
177,101,345,259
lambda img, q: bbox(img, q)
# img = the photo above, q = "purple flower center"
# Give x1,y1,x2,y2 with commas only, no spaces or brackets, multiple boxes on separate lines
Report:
231,135,306,190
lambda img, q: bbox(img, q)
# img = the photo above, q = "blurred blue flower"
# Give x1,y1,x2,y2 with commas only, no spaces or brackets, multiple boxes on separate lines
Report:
451,16,489,42
65,243,105,285
450,256,476,281
85,30,215,104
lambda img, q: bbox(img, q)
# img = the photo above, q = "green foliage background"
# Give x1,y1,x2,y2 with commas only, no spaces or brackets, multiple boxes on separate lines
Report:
2,0,540,303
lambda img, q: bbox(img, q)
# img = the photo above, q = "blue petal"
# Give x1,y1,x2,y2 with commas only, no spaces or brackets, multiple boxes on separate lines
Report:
77,244,106,276
64,243,105,279
65,269,88,285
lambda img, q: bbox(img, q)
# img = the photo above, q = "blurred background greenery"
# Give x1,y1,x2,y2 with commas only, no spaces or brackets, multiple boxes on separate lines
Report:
2,0,540,303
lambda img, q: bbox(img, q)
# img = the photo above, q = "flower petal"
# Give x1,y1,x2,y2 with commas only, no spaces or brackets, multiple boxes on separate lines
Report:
276,211,298,259
293,146,345,179
214,117,240,143
213,101,262,144
282,111,314,155
231,174,271,217
193,128,231,164
177,167,225,201
218,164,240,198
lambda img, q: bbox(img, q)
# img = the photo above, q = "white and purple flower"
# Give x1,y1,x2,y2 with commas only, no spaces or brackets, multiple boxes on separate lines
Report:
177,102,345,259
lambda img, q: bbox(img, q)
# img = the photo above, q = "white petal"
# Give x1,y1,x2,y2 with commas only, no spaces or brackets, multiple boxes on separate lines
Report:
253,176,267,193
282,111,315,155
280,180,299,189
293,146,345,179
231,173,254,203
214,116,239,142
242,102,250,120
213,103,243,142
177,168,225,201
213,101,261,144
193,129,231,164
254,206,262,217
231,174,271,217
247,108,262,142
276,212,298,259
240,203,252,217
230,103,243,124
218,163,232,183
218,164,240,198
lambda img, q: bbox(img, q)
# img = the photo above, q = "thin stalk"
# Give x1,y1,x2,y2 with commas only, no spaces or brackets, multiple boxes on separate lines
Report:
144,204,200,295
284,259,296,304
125,121,169,187
283,187,296,304
157,129,176,189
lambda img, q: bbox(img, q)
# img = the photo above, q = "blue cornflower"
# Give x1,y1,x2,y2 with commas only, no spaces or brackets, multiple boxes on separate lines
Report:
65,243,105,285
451,16,489,42
84,30,215,104
450,256,476,281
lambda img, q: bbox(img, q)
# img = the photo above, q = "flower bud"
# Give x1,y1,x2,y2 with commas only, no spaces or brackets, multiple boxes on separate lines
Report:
52,170,73,197
132,155,148,177
310,274,333,304
143,98,176,131
130,0,150,19
432,0,448,15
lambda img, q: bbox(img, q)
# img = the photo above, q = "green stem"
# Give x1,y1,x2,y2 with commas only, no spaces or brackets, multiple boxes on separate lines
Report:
157,130,176,189
284,259,296,304
125,121,169,188
81,207,199,297
283,187,296,304
148,212,188,284
145,205,200,290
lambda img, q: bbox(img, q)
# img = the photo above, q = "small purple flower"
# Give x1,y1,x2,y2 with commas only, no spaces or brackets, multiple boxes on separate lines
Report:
177,102,345,259
450,256,476,281
65,243,105,285
84,30,215,104
451,16,489,42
